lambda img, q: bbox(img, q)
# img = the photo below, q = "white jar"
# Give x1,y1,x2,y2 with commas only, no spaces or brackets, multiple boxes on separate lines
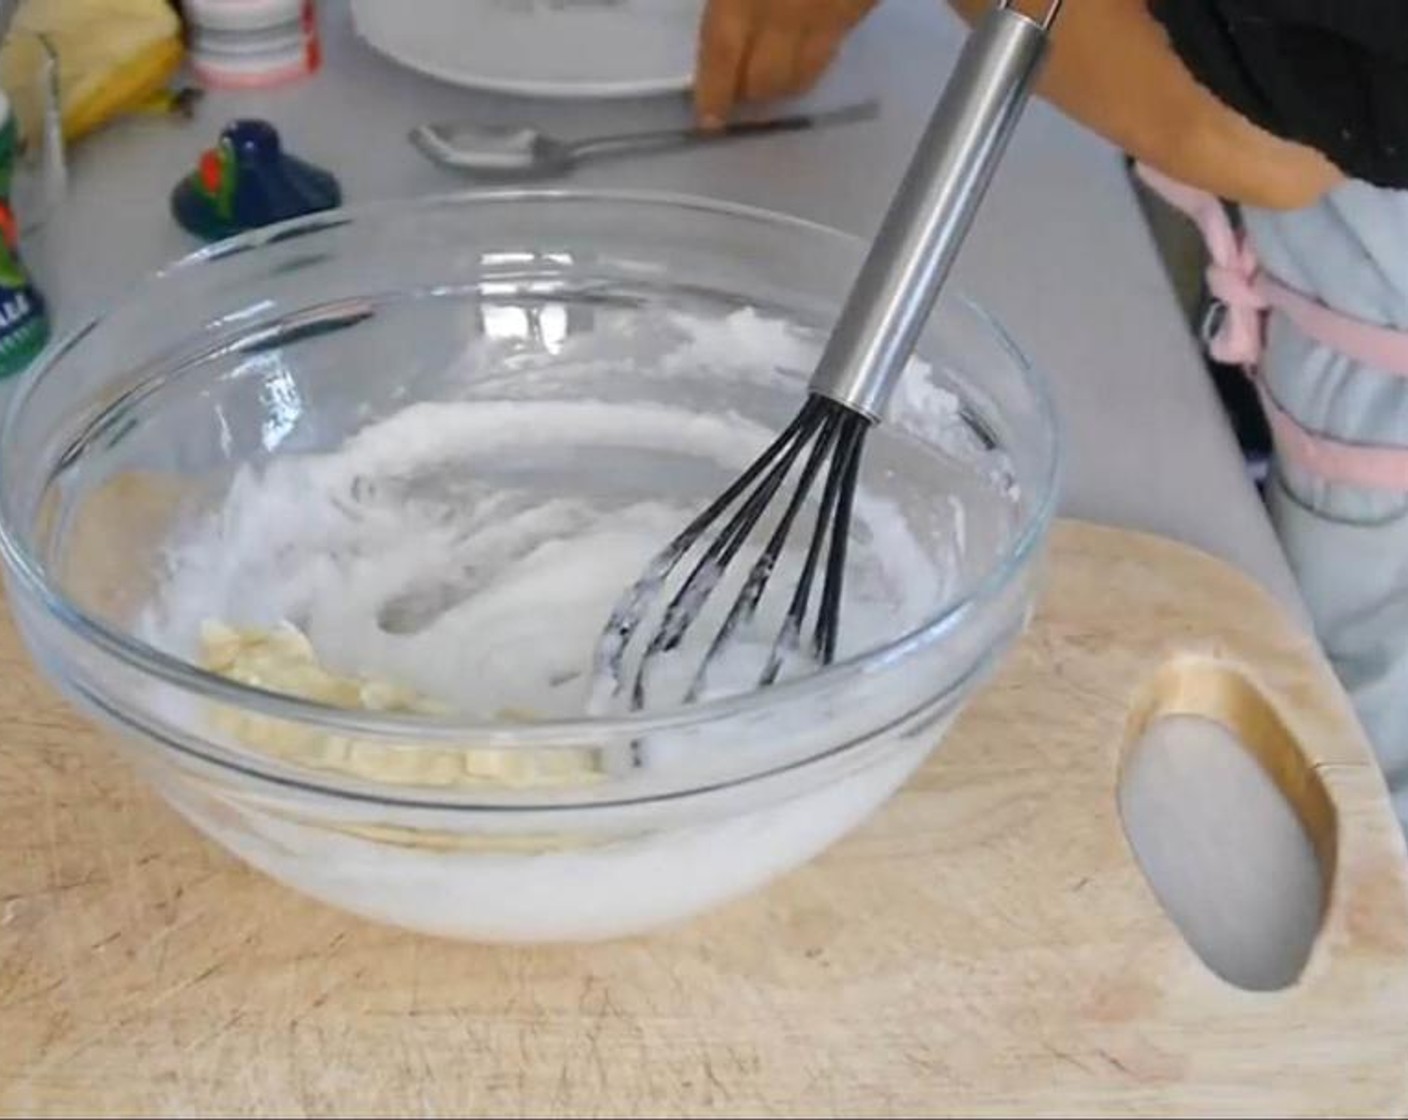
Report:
186,0,321,89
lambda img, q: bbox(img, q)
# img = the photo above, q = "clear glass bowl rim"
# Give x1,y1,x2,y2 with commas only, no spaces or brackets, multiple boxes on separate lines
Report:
0,188,1062,747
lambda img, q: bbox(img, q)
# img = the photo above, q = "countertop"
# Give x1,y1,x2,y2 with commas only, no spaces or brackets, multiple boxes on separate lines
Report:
12,0,1331,1028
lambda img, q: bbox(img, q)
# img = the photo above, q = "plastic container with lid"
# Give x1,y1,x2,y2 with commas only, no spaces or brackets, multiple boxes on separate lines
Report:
185,0,320,89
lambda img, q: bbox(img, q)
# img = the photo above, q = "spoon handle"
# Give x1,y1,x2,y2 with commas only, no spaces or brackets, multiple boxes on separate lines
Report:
565,100,879,165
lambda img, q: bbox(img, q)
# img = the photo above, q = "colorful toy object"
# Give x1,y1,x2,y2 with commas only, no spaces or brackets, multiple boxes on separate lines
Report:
170,119,341,241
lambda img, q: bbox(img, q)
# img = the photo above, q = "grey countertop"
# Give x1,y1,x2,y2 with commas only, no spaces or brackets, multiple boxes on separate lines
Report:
19,0,1328,1004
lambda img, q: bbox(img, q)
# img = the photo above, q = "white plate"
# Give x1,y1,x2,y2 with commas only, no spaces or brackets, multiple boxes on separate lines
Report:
351,0,704,99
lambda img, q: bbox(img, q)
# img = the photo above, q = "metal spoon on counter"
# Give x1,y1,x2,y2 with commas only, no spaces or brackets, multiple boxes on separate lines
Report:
409,100,879,179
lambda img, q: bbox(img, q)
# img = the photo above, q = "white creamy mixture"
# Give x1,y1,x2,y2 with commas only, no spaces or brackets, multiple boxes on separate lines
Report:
141,310,971,728
135,306,1009,942
145,401,935,719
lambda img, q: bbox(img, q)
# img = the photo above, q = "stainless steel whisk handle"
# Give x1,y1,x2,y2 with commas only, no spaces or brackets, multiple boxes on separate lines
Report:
809,0,1061,420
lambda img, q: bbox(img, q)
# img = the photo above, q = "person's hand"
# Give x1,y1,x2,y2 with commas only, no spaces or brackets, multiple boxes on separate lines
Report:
694,0,879,128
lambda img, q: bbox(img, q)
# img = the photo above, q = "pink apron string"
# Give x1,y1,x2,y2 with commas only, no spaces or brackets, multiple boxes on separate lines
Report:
1262,279,1408,379
1256,386,1408,492
1134,163,1267,366
1134,162,1408,491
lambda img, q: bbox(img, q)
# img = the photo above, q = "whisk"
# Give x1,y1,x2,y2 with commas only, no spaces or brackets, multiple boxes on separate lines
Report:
594,0,1062,710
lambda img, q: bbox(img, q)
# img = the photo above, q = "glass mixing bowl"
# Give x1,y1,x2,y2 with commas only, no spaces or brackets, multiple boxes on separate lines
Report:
0,192,1058,942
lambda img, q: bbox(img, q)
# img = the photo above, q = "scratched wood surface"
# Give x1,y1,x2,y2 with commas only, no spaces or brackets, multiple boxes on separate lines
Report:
2,520,1407,1117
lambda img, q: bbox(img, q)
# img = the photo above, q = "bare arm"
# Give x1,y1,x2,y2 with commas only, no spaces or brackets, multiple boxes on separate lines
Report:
947,0,1343,209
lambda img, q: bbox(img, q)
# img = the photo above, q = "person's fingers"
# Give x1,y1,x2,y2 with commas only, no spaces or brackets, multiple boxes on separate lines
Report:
790,27,843,95
694,0,751,127
697,0,877,122
741,21,800,103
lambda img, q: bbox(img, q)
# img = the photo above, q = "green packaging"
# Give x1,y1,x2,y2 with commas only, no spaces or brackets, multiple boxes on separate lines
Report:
0,91,50,378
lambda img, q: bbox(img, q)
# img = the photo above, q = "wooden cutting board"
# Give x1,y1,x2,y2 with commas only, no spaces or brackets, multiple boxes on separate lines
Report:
2,519,1407,1117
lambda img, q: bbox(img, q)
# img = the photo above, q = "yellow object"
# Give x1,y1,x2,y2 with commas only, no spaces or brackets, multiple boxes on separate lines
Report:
199,620,602,790
130,85,200,117
0,0,184,146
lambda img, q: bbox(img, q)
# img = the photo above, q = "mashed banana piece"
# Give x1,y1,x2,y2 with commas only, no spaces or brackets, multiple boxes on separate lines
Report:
199,620,601,789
